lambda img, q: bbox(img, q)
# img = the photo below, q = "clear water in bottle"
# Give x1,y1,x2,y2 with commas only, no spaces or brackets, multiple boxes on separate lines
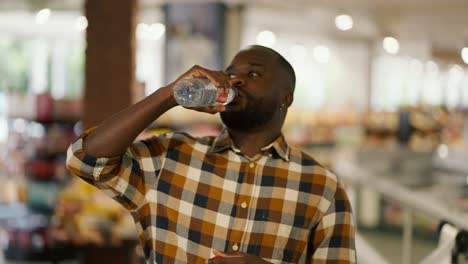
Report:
173,78,236,107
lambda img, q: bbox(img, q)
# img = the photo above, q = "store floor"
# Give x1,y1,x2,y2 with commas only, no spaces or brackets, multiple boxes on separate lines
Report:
359,228,439,263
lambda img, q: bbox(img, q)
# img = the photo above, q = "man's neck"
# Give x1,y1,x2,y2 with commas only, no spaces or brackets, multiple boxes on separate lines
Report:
228,127,282,158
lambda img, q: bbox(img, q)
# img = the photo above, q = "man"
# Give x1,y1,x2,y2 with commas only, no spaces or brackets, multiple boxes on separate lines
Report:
67,45,356,263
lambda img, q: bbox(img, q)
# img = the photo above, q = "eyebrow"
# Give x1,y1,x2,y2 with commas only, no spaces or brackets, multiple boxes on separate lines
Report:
225,62,263,72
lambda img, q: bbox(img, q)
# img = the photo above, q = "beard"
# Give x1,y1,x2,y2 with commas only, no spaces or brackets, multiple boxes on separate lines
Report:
220,97,278,131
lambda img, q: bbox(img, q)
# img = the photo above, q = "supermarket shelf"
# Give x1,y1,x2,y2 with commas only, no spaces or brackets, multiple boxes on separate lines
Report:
334,158,468,264
334,159,468,230
433,149,468,174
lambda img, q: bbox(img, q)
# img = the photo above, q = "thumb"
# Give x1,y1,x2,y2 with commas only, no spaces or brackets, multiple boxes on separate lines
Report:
206,105,226,113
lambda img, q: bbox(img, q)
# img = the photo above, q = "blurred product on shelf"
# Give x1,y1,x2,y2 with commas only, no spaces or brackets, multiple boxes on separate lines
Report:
0,92,81,262
3,212,77,262
7,92,82,122
361,105,464,152
50,178,137,246
0,92,143,263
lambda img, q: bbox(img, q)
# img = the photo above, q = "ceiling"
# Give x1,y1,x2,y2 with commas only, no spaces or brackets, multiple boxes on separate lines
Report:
1,0,467,53
4,0,468,10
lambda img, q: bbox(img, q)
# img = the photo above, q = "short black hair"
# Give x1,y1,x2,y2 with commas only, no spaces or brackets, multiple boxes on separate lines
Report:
247,45,296,94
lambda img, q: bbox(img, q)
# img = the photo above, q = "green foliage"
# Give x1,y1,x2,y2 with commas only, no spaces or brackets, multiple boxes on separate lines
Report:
0,35,32,93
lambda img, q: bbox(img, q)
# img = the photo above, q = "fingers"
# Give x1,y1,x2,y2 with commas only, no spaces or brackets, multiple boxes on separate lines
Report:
190,105,225,114
208,105,226,113
188,65,230,94
207,255,244,264
208,249,244,261
207,256,246,264
213,249,228,257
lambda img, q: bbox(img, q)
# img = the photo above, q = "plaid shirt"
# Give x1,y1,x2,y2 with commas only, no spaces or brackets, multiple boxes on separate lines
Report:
67,129,356,264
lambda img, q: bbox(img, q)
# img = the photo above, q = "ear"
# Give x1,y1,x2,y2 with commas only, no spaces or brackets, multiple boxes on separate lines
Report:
282,90,293,108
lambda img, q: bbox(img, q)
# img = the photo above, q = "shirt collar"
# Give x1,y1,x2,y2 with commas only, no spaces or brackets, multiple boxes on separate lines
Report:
209,129,290,161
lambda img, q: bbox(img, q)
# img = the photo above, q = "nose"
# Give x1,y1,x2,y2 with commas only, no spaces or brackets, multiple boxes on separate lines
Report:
229,75,245,88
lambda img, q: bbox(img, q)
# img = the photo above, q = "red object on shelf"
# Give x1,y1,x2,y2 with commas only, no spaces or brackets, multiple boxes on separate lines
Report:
7,226,49,250
26,159,56,179
36,93,54,122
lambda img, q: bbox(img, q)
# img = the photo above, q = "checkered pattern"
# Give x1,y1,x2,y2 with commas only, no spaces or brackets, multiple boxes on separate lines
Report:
67,129,356,263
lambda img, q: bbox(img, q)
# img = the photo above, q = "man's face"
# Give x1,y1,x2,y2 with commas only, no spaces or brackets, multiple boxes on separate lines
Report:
220,48,283,131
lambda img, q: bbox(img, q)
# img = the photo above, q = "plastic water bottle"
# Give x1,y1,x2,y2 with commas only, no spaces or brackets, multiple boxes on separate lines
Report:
173,78,236,107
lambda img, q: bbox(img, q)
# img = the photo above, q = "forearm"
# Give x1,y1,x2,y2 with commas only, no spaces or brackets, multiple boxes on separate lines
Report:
83,85,177,157
83,64,231,157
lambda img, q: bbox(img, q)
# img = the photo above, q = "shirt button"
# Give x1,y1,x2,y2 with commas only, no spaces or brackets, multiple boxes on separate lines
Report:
232,243,239,251
241,201,247,208
249,163,255,168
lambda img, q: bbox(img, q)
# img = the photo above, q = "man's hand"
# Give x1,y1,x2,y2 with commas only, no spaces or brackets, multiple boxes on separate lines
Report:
190,105,226,114
207,249,271,264
167,65,231,114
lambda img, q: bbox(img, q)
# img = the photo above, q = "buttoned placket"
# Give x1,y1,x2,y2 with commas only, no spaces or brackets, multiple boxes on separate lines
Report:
227,150,277,253
226,151,264,253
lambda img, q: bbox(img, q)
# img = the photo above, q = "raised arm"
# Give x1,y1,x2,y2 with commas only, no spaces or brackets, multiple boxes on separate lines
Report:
83,65,231,157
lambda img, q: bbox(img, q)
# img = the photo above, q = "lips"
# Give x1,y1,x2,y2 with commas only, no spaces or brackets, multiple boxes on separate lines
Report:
216,93,229,103
232,88,243,98
229,92,242,105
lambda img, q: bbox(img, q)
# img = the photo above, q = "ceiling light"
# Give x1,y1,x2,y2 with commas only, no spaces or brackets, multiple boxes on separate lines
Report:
256,30,276,47
74,16,88,32
462,47,468,65
383,37,400,55
313,45,330,64
136,23,149,39
35,8,51,25
148,23,165,40
335,14,353,31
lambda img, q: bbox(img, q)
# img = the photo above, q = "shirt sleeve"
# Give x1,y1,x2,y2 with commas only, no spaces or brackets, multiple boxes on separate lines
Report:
66,127,168,211
307,181,356,264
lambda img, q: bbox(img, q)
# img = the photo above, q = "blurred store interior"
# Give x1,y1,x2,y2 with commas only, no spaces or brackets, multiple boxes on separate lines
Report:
0,0,468,263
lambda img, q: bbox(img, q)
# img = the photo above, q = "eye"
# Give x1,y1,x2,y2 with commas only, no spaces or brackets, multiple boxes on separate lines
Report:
248,72,260,78
228,73,237,79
